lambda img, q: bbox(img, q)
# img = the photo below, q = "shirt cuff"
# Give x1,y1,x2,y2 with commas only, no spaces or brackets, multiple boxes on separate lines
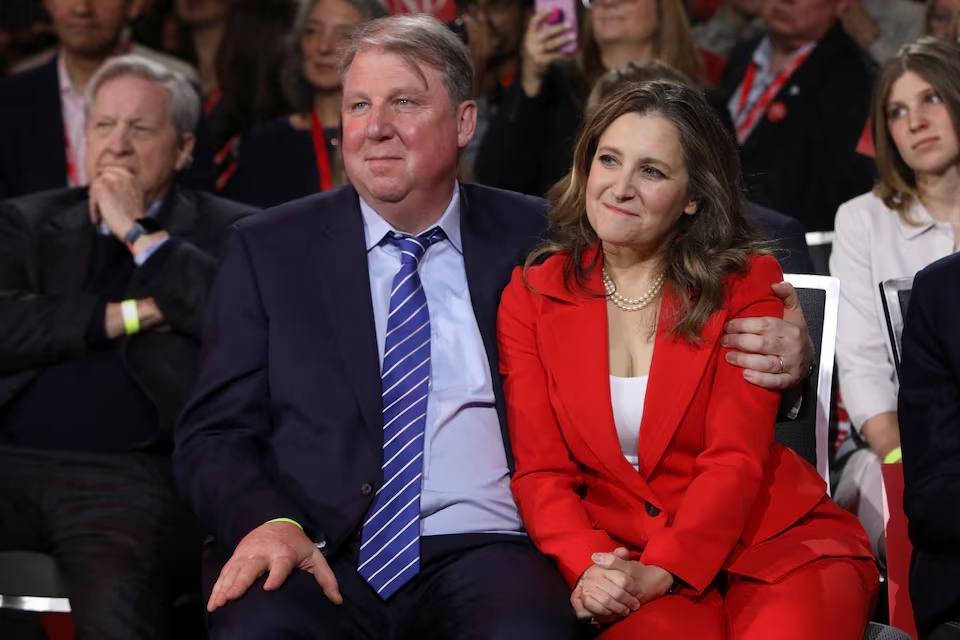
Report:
134,236,170,266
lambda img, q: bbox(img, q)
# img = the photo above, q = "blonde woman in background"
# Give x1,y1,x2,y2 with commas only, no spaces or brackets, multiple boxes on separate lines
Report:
831,37,960,562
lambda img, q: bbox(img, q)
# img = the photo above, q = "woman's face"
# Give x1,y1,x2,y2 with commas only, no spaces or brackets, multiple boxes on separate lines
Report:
301,0,364,93
585,112,696,253
927,0,960,39
887,70,960,177
590,0,659,50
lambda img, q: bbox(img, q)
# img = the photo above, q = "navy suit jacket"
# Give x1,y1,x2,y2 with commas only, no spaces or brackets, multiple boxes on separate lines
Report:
174,183,548,556
899,252,960,632
0,56,216,199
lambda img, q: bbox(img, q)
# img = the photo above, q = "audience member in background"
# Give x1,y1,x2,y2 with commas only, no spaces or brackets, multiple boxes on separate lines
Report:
0,0,214,199
225,0,386,208
899,252,960,640
475,0,708,197
175,15,813,637
175,0,229,104
840,0,925,65
694,0,765,60
207,0,297,192
720,0,876,232
497,80,876,639
459,0,533,178
928,0,960,39
830,37,960,564
587,58,815,274
0,55,254,640
0,1,57,75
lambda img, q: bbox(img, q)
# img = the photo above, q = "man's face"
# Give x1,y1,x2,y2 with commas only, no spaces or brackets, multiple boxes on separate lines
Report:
85,75,193,202
341,49,476,214
44,0,134,58
761,0,843,44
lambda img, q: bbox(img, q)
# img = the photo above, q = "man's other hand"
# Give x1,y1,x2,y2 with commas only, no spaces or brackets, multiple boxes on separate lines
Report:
207,520,342,613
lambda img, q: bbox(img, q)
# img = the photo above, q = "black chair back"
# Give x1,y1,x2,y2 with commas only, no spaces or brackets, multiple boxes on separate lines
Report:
777,275,840,485
880,277,914,377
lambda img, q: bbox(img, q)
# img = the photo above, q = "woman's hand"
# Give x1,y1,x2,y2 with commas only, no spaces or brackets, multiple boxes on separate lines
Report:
571,547,640,623
521,11,576,98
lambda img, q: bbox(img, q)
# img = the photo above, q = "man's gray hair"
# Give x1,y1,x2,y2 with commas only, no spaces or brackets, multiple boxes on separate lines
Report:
84,54,200,138
341,15,474,108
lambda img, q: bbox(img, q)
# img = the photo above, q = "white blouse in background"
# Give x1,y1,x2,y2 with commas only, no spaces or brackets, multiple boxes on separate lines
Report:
830,192,956,431
610,375,649,471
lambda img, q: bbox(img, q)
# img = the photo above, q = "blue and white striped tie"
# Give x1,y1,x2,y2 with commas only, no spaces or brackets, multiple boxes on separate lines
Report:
358,228,444,600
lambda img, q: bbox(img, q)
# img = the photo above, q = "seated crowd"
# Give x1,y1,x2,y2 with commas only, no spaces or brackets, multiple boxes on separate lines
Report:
0,0,959,639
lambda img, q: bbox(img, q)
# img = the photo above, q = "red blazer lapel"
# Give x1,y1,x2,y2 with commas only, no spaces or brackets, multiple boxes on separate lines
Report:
535,257,660,504
637,290,727,481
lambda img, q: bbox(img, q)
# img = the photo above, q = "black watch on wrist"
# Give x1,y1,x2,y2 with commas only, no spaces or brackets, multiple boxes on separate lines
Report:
123,217,164,246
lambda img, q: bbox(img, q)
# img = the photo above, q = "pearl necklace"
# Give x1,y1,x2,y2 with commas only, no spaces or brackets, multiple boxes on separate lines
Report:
602,266,664,312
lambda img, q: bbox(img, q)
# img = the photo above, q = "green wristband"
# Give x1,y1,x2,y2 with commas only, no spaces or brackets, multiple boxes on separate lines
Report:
265,517,303,531
883,447,903,464
121,299,140,335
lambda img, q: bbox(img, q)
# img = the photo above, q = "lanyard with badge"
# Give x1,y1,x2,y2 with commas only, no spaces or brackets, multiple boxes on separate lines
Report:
734,48,811,143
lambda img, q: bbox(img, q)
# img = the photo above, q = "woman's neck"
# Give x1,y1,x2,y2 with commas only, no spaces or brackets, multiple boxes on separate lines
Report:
191,21,225,93
917,166,960,224
313,91,342,128
600,40,655,72
602,243,665,297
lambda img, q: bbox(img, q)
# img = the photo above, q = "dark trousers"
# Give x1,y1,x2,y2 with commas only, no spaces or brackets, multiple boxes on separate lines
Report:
0,446,199,640
208,532,580,639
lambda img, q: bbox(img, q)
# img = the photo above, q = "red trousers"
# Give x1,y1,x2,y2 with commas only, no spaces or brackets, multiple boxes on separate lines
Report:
597,556,879,640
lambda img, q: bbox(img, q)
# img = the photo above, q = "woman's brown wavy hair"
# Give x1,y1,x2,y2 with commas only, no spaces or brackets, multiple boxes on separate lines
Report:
871,37,960,221
524,80,768,343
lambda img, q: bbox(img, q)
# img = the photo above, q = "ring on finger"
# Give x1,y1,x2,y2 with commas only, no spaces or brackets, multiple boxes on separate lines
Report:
776,356,784,375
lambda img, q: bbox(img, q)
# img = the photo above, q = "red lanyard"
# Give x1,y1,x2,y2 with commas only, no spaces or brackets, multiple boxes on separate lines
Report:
310,110,334,192
735,49,811,143
204,85,222,115
64,124,79,187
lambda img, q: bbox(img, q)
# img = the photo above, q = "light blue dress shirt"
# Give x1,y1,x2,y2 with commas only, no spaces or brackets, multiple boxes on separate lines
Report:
359,184,524,537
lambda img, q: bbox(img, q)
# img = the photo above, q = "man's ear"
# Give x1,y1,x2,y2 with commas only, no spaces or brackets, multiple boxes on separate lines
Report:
457,99,478,149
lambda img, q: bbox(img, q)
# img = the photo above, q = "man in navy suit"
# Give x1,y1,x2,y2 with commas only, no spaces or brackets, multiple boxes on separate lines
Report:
175,14,816,638
899,252,960,639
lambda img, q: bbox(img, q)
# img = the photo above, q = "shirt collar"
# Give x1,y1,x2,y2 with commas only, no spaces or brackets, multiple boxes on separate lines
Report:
359,182,462,253
57,51,81,99
751,36,817,75
897,197,939,240
96,197,165,236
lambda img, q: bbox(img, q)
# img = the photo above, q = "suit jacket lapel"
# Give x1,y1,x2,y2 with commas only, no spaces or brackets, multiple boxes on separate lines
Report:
311,187,384,458
39,196,94,294
636,292,726,480
155,187,198,237
459,186,518,470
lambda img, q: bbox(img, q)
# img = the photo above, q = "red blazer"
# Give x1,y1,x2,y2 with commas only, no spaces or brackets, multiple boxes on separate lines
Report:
497,249,873,593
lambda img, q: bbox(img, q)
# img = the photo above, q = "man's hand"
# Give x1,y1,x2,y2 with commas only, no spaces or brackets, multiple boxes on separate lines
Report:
207,520,342,613
88,166,145,240
721,281,814,391
841,0,880,49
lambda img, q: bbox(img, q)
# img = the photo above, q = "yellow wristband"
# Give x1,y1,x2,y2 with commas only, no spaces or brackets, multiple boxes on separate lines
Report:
883,447,903,464
121,299,140,335
265,517,303,531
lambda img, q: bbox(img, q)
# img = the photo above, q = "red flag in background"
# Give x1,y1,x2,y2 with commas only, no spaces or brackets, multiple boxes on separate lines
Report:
386,0,457,22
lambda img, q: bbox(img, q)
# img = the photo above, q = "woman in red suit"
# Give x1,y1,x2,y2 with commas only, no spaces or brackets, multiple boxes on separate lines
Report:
497,81,878,639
